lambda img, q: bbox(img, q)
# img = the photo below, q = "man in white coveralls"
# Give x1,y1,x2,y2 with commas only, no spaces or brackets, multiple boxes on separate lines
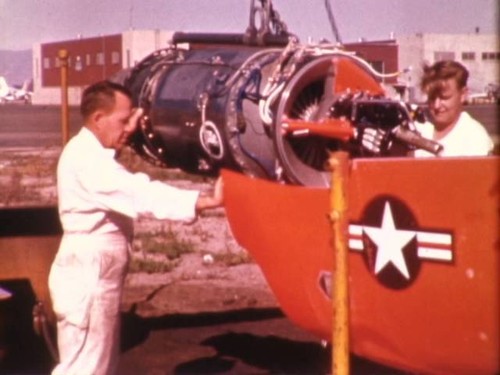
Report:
49,80,224,375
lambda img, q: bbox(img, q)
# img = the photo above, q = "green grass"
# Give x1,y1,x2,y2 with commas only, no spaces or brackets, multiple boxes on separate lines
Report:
188,224,214,242
135,226,196,258
0,151,58,179
128,257,178,274
212,248,253,267
129,225,197,274
0,149,58,206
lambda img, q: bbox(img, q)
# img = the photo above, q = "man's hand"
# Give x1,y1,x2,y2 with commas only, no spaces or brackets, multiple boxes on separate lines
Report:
125,107,144,133
195,176,224,212
116,107,144,152
211,176,224,206
361,127,386,154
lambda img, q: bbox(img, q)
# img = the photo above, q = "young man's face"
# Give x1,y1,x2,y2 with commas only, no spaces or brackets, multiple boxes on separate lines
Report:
426,78,466,131
95,92,137,150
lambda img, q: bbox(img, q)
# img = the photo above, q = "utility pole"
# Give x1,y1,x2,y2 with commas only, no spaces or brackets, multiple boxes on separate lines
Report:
329,151,350,375
58,49,70,146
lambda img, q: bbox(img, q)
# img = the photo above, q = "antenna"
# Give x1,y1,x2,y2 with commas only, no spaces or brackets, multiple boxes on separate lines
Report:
129,0,134,30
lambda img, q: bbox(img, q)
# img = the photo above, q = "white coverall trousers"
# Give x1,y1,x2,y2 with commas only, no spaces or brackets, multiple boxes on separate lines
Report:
48,234,129,375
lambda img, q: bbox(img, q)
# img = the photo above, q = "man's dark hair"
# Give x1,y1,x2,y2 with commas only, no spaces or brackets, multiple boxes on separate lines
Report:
80,80,133,121
421,60,469,99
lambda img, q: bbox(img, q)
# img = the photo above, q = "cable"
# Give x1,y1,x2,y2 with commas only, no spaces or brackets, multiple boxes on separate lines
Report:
324,0,343,44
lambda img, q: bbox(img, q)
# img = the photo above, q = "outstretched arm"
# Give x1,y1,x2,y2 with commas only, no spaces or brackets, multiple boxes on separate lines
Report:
195,176,224,212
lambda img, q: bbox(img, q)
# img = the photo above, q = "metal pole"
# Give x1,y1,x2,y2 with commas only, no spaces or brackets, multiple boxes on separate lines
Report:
58,49,69,146
329,151,350,375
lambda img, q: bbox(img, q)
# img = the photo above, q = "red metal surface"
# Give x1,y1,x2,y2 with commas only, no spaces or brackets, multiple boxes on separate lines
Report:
334,57,384,94
222,156,499,375
281,118,354,141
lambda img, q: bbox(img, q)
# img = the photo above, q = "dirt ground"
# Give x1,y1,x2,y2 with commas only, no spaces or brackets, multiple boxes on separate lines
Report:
122,212,280,318
0,145,280,319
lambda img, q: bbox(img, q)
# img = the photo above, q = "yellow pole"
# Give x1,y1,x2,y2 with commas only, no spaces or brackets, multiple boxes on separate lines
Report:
58,49,69,146
329,151,350,375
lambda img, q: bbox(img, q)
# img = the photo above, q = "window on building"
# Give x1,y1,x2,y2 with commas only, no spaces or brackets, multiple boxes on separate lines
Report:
43,57,51,69
434,51,455,61
482,52,500,60
369,60,385,74
96,52,105,65
461,52,475,61
111,51,120,65
86,54,91,66
55,58,61,68
75,56,83,71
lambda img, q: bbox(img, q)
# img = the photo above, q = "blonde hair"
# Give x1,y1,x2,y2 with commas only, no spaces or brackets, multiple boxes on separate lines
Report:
421,60,468,99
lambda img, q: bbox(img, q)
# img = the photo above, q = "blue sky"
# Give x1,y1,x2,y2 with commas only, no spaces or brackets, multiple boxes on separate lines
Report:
0,0,498,50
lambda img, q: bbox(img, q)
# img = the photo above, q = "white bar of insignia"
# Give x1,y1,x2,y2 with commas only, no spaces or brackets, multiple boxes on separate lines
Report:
349,239,364,251
349,225,363,235
417,247,453,261
417,232,452,245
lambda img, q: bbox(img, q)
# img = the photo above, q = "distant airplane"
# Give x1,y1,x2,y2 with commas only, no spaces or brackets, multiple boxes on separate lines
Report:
466,86,499,104
0,76,33,104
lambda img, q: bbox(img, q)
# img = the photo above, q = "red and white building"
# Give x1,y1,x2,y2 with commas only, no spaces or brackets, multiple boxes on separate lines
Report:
32,31,498,105
32,30,174,105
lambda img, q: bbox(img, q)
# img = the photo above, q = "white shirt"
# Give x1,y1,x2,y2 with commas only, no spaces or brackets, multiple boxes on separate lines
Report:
57,127,199,235
413,111,493,157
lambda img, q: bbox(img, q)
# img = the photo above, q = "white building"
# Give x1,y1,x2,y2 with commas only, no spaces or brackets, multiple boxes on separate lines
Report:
397,33,499,101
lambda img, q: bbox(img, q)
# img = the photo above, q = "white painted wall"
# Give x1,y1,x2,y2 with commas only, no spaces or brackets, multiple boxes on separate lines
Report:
122,29,175,69
397,33,499,101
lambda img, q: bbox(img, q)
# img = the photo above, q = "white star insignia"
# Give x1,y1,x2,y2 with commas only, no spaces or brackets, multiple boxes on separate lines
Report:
362,202,416,279
348,200,454,288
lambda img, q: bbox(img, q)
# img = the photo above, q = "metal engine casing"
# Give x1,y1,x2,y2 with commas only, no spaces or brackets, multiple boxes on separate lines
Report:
124,45,285,179
121,40,385,186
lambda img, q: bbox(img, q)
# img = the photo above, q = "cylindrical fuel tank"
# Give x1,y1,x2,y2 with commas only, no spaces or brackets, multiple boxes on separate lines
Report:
122,42,386,185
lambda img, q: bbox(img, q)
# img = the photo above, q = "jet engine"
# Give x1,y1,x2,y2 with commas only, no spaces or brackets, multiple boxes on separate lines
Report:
120,1,439,187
